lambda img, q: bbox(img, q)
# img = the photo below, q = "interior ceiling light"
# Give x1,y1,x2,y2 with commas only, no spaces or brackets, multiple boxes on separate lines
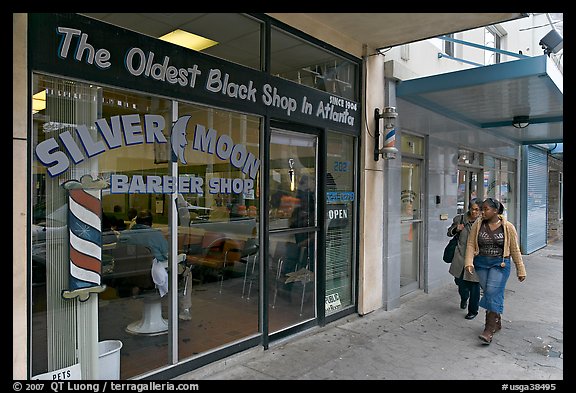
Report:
512,115,530,129
32,90,46,114
159,29,218,51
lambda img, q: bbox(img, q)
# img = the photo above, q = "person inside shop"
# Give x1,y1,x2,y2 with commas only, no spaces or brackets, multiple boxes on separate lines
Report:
446,198,481,320
118,209,169,297
127,207,138,229
112,205,127,230
290,175,314,232
464,197,526,344
102,209,120,245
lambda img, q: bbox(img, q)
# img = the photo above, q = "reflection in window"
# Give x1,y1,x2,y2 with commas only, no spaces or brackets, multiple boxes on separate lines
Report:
271,27,358,101
268,129,317,333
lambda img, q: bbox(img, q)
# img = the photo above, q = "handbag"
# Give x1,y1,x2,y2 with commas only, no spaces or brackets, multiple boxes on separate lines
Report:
443,215,464,263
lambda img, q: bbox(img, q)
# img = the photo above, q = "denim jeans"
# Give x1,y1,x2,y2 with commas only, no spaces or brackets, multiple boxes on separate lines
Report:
473,255,511,314
454,274,480,314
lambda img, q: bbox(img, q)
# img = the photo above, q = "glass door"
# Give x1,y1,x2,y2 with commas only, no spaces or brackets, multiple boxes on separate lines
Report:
268,129,317,334
400,159,423,295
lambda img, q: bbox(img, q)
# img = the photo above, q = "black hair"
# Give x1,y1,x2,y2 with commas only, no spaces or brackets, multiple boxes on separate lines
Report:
127,207,138,220
469,198,481,209
483,197,504,214
136,210,153,226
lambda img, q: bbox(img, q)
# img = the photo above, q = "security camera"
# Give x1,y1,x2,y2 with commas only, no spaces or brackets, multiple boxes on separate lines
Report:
539,29,563,56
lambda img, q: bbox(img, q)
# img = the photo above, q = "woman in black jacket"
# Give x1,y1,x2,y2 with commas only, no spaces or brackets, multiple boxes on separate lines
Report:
447,198,481,319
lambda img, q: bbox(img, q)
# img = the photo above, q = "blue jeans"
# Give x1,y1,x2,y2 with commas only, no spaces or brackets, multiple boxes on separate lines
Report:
473,255,511,314
455,274,480,314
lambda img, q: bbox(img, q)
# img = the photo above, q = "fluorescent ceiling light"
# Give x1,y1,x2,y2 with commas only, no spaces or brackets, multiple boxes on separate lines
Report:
32,90,46,114
159,29,218,51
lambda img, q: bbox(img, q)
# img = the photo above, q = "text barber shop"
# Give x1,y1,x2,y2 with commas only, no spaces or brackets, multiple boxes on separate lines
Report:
28,13,360,379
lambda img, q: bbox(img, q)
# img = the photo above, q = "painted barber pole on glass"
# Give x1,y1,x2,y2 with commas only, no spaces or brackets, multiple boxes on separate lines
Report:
62,175,107,302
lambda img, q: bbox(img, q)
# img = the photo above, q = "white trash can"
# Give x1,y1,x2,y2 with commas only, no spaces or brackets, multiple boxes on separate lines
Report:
98,340,122,380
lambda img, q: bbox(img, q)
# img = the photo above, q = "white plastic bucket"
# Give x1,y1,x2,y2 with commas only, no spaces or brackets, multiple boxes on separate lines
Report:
98,340,122,380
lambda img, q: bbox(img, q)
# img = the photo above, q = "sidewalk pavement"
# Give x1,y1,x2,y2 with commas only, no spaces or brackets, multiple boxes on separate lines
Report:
174,241,563,381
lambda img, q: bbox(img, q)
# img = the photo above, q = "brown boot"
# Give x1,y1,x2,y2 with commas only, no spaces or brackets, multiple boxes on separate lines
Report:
494,313,501,332
478,311,498,344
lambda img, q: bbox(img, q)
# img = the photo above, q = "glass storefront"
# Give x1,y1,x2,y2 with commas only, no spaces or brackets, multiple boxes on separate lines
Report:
400,133,425,295
268,129,317,333
456,149,516,225
31,74,262,379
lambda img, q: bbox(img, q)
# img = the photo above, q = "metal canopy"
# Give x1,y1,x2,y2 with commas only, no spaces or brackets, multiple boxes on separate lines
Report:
396,55,563,145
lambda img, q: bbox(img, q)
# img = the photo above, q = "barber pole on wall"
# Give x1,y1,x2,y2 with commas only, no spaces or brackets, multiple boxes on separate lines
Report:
62,175,108,301
60,175,110,379
374,106,398,161
384,127,396,149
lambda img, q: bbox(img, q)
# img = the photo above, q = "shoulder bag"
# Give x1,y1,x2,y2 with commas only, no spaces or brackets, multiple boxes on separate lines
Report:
443,215,464,263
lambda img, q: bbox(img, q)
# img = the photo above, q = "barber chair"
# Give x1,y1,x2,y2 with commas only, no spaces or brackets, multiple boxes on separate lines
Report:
186,233,243,294
107,244,168,335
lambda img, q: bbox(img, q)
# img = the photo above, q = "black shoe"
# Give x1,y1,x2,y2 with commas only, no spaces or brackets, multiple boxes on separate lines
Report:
460,299,468,309
465,312,478,320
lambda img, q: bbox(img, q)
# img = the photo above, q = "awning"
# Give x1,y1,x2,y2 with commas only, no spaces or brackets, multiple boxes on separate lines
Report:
396,55,563,146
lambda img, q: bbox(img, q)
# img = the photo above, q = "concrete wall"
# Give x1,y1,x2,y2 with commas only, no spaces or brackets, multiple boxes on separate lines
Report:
13,13,28,380
358,51,385,314
425,140,460,291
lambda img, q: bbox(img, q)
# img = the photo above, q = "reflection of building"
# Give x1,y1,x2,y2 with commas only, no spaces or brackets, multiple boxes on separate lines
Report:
547,154,563,242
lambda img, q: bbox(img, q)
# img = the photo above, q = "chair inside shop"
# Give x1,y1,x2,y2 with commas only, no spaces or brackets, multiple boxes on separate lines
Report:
106,243,168,335
240,238,259,300
271,242,304,308
186,232,246,294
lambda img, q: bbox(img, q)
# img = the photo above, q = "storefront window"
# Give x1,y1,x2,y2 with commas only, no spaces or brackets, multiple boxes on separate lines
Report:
175,103,261,361
458,149,483,166
32,74,172,378
483,155,496,200
325,132,355,315
482,155,516,223
497,159,516,223
31,73,262,379
401,134,425,157
270,27,358,101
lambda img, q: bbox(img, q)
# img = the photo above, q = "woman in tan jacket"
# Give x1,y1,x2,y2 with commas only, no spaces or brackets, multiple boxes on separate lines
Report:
464,198,526,344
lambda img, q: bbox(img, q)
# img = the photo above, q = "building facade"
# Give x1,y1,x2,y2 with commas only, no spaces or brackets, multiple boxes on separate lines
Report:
13,13,562,380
